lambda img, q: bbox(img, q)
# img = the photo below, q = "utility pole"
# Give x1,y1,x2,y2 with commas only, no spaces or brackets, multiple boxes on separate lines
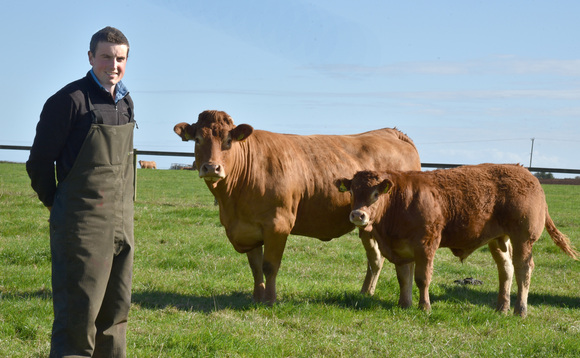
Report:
529,138,535,168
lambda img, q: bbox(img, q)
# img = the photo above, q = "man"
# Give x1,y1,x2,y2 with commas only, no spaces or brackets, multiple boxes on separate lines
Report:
27,26,135,357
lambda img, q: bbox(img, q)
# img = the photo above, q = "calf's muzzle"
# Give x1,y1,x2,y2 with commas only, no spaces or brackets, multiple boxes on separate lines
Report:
350,209,370,227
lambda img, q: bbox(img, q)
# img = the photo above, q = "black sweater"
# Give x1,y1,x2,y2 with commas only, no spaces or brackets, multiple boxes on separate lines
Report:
27,72,134,207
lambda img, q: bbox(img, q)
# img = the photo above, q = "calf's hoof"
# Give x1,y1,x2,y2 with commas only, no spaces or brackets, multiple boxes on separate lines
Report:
418,302,431,311
252,283,266,303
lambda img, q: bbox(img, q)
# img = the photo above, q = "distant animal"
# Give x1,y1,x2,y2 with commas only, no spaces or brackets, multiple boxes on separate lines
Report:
337,164,578,317
174,110,421,304
139,160,157,169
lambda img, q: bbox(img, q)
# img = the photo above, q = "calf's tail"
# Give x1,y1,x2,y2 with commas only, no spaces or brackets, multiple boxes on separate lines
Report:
545,208,579,260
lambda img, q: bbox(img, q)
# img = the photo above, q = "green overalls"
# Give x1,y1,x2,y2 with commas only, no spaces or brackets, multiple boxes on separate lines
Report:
49,93,135,358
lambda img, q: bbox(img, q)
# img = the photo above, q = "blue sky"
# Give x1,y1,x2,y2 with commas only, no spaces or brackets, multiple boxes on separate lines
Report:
2,0,579,176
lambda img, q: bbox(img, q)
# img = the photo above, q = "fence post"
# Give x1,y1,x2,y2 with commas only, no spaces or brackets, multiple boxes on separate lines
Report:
133,148,138,201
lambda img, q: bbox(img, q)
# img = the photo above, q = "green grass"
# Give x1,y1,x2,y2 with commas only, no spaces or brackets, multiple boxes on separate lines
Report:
1,162,579,357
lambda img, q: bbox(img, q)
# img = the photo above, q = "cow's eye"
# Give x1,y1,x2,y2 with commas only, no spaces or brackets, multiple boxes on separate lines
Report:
371,191,380,203
225,138,233,148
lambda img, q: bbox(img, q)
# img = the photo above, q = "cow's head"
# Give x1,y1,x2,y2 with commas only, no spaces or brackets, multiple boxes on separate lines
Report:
336,170,393,228
174,110,253,184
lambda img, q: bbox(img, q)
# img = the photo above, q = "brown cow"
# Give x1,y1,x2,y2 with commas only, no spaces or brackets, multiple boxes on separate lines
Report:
139,160,157,169
174,110,421,304
337,164,578,317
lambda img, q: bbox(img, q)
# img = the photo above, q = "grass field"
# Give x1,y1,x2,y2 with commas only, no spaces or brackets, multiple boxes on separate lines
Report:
1,161,579,357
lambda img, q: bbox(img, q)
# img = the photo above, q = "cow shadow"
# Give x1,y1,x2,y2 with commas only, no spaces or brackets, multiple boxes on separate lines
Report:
285,291,397,311
4,287,576,314
430,284,580,310
130,290,395,313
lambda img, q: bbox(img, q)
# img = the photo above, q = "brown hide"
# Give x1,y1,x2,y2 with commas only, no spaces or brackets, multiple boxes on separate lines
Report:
342,164,578,316
174,110,421,303
139,160,157,169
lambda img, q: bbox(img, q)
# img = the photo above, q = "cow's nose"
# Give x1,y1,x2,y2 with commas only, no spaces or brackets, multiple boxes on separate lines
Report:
199,163,225,179
350,210,368,226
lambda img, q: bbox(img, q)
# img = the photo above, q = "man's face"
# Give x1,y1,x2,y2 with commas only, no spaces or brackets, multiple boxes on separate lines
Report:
88,41,128,92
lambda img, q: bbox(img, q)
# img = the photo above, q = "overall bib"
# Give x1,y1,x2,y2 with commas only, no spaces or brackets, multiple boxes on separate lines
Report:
49,94,135,358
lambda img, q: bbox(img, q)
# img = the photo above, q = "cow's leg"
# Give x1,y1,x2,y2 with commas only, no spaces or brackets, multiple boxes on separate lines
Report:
511,239,535,317
246,246,265,303
395,262,415,308
359,230,385,295
488,236,513,313
262,234,288,305
414,249,434,311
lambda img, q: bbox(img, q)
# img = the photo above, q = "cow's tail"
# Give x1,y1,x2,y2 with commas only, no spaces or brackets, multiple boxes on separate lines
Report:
545,208,578,260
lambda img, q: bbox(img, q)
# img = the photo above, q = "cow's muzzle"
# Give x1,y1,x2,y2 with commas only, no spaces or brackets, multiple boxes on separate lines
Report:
350,209,370,227
199,163,226,182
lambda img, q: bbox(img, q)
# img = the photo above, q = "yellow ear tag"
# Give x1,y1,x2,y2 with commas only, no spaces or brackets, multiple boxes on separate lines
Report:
383,183,390,193
339,182,348,192
236,134,246,142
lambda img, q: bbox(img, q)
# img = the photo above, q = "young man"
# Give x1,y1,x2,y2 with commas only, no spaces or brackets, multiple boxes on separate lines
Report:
27,26,135,357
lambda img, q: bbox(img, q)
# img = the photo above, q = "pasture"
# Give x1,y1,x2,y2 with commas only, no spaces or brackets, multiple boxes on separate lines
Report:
1,162,579,357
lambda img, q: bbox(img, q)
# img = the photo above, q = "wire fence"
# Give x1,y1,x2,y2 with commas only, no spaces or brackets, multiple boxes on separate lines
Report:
2,145,580,176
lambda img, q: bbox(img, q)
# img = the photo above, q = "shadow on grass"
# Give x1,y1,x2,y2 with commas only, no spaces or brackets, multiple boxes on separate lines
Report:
131,289,395,313
0,289,52,300
131,290,255,313
287,291,396,310
430,284,580,311
5,285,575,314
131,288,401,312
129,284,577,313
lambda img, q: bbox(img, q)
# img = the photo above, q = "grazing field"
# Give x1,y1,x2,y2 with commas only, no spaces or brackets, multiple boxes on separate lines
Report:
1,161,579,357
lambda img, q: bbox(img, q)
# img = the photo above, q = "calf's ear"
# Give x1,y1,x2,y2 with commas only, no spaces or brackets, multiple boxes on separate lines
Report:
174,122,197,142
230,124,254,142
335,178,352,192
378,178,393,195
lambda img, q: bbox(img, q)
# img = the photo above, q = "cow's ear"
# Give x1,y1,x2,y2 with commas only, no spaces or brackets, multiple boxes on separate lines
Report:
378,178,393,194
230,124,254,142
335,178,352,192
174,122,197,142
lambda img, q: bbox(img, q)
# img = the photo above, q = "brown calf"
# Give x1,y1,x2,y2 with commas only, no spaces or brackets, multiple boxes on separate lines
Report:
338,164,578,317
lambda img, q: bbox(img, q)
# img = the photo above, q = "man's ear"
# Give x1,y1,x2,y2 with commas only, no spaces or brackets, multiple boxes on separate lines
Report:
335,178,352,192
230,124,254,142
378,178,393,195
174,122,197,142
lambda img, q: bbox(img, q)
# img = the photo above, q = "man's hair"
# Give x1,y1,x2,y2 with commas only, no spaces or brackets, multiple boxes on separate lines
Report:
89,26,130,56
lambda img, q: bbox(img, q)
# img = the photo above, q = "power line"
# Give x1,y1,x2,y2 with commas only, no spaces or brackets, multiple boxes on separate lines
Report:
418,137,580,145
418,138,529,145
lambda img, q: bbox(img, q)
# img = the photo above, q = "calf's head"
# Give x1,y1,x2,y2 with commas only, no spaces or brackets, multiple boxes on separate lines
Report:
337,170,393,228
174,110,253,183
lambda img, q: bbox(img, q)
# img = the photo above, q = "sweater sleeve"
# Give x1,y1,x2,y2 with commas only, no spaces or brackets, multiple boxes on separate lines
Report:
26,91,75,207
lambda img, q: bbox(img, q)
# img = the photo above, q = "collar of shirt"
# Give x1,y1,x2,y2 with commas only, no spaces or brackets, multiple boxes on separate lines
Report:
89,69,129,103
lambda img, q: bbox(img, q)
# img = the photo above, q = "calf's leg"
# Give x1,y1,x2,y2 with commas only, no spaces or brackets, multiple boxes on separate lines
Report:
511,240,535,317
488,236,513,313
414,251,434,311
246,246,265,302
359,230,385,295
